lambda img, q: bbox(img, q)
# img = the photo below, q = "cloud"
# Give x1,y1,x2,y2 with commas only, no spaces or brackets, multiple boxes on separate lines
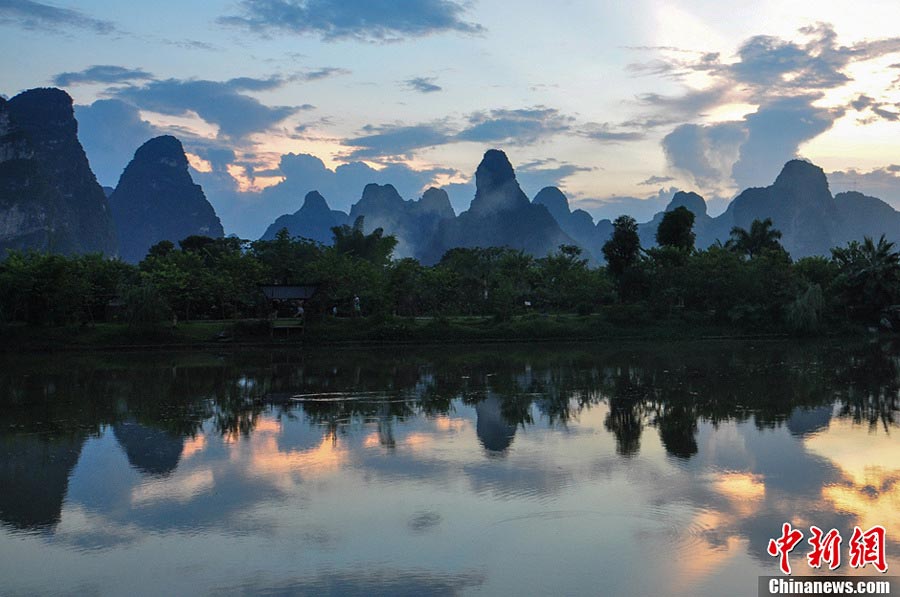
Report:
577,188,678,223
635,24,893,193
53,65,153,87
850,94,900,122
0,0,116,34
515,158,594,197
405,77,442,93
456,107,573,144
580,122,645,143
343,107,575,159
112,77,299,139
828,166,900,207
731,96,843,188
75,99,160,186
218,0,483,42
662,122,747,190
297,67,350,81
639,175,675,186
343,123,453,158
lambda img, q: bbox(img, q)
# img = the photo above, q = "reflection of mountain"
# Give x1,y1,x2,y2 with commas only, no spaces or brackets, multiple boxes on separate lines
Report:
474,394,517,453
112,421,184,477
786,405,833,436
0,433,85,529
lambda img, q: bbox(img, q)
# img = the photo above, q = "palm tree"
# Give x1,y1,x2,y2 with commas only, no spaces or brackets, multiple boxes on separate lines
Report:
831,235,900,318
726,218,783,258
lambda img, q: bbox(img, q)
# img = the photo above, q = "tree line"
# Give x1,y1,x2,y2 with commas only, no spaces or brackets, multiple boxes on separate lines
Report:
0,210,898,333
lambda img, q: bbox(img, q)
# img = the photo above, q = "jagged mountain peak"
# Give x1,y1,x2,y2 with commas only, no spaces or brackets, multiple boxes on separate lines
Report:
1,87,117,256
533,186,570,217
469,149,530,214
132,135,189,170
361,182,403,201
109,134,223,262
476,149,516,190
301,190,330,211
666,191,707,217
419,187,455,218
773,159,831,200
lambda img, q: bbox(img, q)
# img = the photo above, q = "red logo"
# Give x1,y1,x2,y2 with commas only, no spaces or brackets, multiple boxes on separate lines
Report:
807,526,842,570
768,523,888,575
849,525,888,573
768,523,805,575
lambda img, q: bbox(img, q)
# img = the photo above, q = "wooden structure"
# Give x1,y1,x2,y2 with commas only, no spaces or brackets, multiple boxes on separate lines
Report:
259,284,318,338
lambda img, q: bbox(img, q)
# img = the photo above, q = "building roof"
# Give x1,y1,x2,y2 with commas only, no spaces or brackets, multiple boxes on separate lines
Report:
259,285,318,300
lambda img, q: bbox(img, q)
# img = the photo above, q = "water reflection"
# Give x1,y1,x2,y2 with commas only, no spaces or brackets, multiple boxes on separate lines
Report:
0,341,897,595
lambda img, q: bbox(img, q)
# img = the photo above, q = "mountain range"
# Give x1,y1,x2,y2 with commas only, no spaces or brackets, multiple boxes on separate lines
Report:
2,86,900,263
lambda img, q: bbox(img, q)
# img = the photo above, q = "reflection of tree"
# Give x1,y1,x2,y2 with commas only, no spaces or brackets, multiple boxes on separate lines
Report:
655,404,698,459
830,342,899,431
603,373,645,457
2,340,900,531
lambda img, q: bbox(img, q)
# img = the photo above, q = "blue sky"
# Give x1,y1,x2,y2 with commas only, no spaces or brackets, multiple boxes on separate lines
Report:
4,0,900,238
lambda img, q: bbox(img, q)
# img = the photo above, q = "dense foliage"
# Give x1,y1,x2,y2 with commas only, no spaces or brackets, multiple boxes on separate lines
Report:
1,216,899,334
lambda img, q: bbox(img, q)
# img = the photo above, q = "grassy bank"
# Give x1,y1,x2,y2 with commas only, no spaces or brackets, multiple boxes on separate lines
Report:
0,309,868,352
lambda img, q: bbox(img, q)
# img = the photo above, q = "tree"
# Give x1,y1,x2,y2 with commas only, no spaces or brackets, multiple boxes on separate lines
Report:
831,235,900,321
331,216,398,267
656,206,695,251
726,218,783,258
602,215,641,277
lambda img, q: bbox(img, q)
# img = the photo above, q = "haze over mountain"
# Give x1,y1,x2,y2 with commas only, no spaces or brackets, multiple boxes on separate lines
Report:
250,151,900,264
422,150,575,263
109,135,224,263
349,184,455,259
0,88,117,255
260,190,348,244
533,186,604,261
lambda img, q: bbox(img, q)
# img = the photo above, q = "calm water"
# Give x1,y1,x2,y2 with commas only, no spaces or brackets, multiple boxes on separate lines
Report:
0,341,897,596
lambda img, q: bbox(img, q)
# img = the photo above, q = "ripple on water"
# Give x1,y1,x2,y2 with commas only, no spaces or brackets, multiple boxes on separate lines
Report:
634,502,722,556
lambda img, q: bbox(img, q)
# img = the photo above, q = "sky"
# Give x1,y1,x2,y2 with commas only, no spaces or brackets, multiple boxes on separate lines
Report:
4,0,900,238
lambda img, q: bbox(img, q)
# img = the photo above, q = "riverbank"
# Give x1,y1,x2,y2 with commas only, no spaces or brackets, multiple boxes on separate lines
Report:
0,310,868,352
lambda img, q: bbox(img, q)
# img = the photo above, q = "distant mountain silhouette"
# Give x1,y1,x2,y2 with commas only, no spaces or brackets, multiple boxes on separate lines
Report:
533,186,602,260
260,190,348,243
632,161,900,257
833,191,900,247
0,88,117,255
422,150,574,263
639,191,714,248
109,135,224,263
720,160,838,257
349,184,455,259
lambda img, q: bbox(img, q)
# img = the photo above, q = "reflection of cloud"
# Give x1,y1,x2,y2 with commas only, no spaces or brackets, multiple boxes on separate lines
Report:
223,567,485,595
712,472,766,509
131,470,215,506
244,433,348,490
805,419,900,541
